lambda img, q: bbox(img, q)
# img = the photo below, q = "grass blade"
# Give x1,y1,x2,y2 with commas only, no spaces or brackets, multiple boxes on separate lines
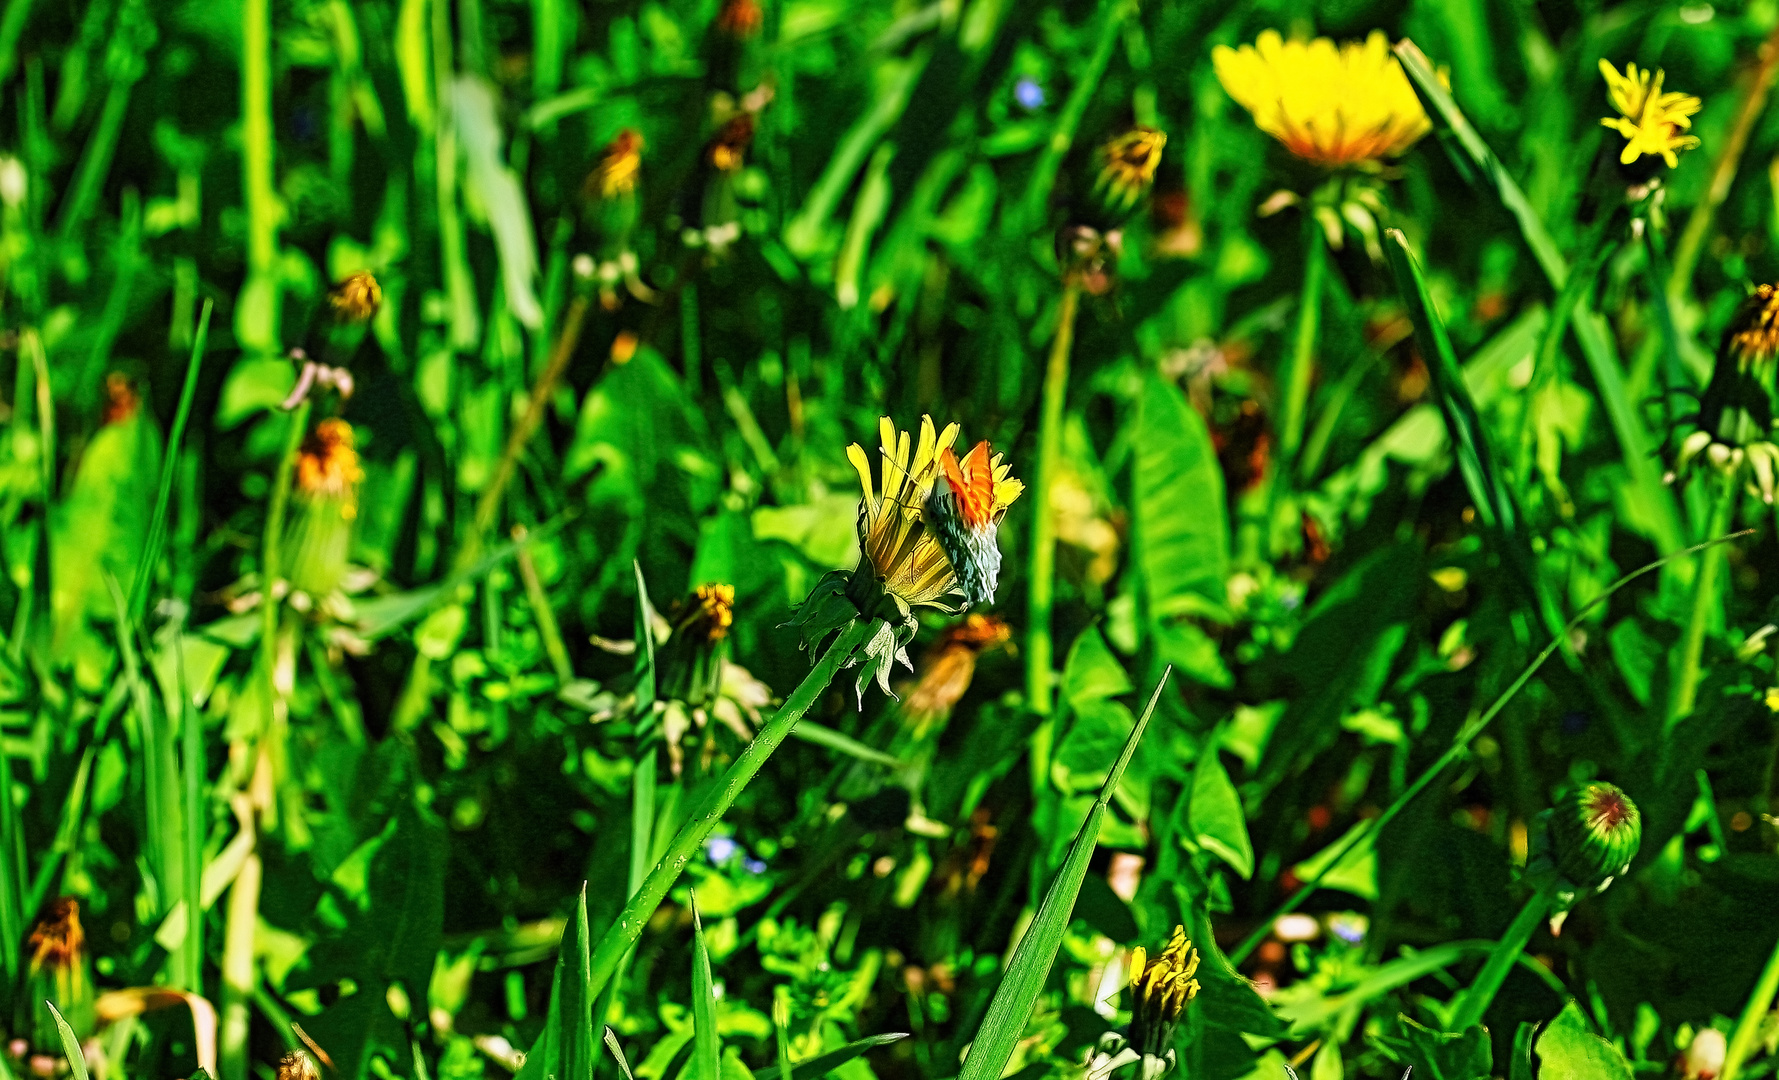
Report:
787,1034,910,1080
46,1000,90,1080
129,297,212,620
690,893,720,1080
955,669,1168,1080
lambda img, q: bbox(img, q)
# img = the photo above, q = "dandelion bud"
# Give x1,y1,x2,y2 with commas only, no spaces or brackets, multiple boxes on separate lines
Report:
328,271,382,325
1675,284,1779,500
1544,782,1642,893
657,584,736,708
28,899,92,1051
1091,127,1166,220
707,113,756,174
284,419,363,602
586,129,644,203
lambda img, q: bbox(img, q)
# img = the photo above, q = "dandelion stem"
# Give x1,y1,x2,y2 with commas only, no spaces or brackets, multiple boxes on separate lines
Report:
1722,932,1779,1080
584,618,873,1005
1448,879,1557,1031
220,844,262,1080
1026,281,1080,726
262,401,313,669
1666,468,1739,731
1278,216,1326,467
1230,528,1753,965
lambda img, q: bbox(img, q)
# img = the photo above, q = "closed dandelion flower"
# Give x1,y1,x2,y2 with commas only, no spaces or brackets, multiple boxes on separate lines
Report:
658,583,736,708
1213,31,1432,168
27,898,83,973
1599,60,1701,169
587,129,644,202
1093,127,1166,217
1528,782,1642,917
1088,926,1200,1080
1673,284,1779,501
286,419,364,602
328,271,382,324
708,113,756,174
790,416,1022,703
28,899,91,1051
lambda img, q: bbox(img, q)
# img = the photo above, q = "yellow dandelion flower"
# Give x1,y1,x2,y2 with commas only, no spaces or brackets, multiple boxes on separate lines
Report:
587,129,644,201
847,416,965,608
1093,127,1167,215
1212,30,1432,168
328,271,382,323
1598,60,1701,169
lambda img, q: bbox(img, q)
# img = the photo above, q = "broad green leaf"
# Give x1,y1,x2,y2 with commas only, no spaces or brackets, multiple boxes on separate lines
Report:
1386,1015,1490,1080
1190,746,1253,879
691,896,721,1080
1062,625,1132,707
1292,821,1377,900
955,670,1168,1080
786,1034,908,1080
1134,374,1227,618
1535,1002,1633,1080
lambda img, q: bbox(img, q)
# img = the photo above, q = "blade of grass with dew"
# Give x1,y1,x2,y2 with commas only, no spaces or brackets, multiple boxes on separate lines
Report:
955,669,1168,1080
1230,528,1753,964
1394,38,1685,557
690,893,721,1080
129,297,211,620
46,1001,90,1080
790,720,906,768
583,618,876,1005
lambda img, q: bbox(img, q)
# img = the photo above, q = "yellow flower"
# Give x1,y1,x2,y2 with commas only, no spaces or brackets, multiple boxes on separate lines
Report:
847,417,1023,610
1599,60,1701,169
1128,926,1201,1056
328,271,382,323
295,418,364,519
678,583,736,643
1093,127,1167,214
848,416,965,608
1212,30,1432,168
587,129,644,200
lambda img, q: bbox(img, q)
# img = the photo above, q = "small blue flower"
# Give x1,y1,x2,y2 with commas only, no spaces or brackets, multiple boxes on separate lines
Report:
707,836,738,863
1015,79,1046,110
744,858,768,874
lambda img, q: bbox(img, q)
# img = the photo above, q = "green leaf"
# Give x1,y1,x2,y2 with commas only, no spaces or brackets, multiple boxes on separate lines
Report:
1292,821,1377,900
789,721,905,768
46,1001,89,1080
1534,1002,1633,1080
691,895,721,1080
1134,374,1227,619
955,670,1168,1080
1062,625,1132,707
1190,746,1253,880
1386,1015,1491,1080
786,1034,909,1080
634,562,658,711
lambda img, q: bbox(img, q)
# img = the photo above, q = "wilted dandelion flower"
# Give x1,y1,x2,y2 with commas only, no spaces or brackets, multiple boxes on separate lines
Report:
27,898,83,973
715,0,762,40
1674,284,1779,500
1212,31,1432,168
587,129,644,201
1598,60,1701,169
658,583,736,708
277,1050,320,1080
28,899,91,1052
791,416,1022,702
903,614,1012,735
286,419,364,602
708,113,756,174
1092,127,1166,217
328,271,382,324
1088,926,1200,1080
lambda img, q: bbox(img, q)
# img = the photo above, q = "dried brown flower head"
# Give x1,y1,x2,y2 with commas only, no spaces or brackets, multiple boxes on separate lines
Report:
101,373,139,425
27,898,83,973
716,0,763,39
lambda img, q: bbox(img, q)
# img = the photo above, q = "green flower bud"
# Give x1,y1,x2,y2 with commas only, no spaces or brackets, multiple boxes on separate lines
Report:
1547,781,1642,892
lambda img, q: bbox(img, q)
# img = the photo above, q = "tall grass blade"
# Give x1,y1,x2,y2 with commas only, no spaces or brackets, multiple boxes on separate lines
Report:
129,297,212,619
46,1000,89,1080
955,669,1168,1080
690,894,721,1080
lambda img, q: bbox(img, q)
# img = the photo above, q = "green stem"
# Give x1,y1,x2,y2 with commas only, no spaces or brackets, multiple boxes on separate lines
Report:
219,848,261,1080
1449,880,1557,1031
1026,282,1080,724
241,0,280,348
1230,529,1751,965
1722,932,1779,1080
1278,218,1327,466
584,619,872,1004
130,298,212,619
262,401,312,671
1667,468,1738,731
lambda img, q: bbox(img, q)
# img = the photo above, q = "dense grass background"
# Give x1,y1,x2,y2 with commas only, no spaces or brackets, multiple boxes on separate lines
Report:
0,1,1775,1080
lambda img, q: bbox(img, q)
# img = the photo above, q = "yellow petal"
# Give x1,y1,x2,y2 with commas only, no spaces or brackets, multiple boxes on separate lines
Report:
848,443,875,506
